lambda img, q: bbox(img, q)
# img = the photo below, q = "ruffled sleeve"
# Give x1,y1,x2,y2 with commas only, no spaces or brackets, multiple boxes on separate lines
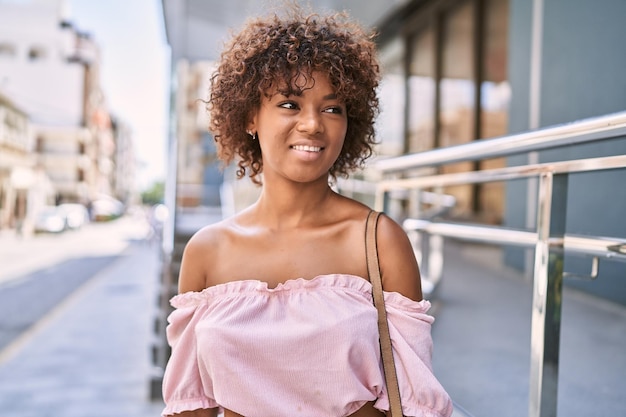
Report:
161,296,219,416
373,295,454,417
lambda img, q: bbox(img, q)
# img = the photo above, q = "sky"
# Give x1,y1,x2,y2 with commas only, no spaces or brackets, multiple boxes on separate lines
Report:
69,0,170,191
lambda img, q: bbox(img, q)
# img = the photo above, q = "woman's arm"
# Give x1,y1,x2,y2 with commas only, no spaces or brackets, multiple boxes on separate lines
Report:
177,229,214,294
375,214,423,301
163,230,219,417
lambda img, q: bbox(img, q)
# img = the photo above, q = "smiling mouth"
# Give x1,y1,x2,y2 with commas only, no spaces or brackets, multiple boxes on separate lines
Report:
291,145,324,152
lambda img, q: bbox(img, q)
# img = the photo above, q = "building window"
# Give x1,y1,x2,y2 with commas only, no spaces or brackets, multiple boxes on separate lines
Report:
478,0,510,223
407,25,436,154
0,42,17,58
28,45,47,61
36,136,45,152
377,38,406,156
439,1,476,217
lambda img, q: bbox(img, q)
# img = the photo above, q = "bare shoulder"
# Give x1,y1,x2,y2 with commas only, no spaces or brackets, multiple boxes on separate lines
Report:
177,218,233,294
375,213,423,301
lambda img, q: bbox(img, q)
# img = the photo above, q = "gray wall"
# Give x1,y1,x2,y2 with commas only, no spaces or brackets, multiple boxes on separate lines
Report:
505,0,626,304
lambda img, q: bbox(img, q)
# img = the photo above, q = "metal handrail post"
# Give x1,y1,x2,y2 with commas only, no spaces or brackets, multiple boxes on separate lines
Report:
427,185,445,289
529,172,568,417
375,187,387,213
408,187,424,275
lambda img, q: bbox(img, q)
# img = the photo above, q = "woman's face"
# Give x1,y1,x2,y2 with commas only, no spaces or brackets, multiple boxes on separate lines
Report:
248,71,348,185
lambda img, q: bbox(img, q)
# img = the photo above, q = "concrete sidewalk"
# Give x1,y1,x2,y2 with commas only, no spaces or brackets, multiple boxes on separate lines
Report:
0,241,165,417
431,241,626,417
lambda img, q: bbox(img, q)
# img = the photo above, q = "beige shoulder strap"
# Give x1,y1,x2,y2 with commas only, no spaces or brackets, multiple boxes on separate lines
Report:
365,210,403,417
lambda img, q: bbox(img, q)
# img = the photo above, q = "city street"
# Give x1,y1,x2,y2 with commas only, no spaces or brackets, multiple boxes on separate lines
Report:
0,214,165,416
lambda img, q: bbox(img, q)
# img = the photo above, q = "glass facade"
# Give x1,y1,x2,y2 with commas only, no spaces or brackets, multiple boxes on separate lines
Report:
439,1,476,217
378,0,510,223
479,0,510,223
407,26,436,154
377,38,406,156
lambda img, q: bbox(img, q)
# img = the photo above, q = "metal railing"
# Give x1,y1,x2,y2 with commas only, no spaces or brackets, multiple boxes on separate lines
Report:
346,110,626,417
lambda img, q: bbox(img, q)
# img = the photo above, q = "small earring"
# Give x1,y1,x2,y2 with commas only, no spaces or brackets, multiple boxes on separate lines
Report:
247,131,257,140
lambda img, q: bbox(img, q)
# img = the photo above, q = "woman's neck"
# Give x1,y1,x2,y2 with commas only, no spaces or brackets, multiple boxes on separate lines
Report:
253,177,337,229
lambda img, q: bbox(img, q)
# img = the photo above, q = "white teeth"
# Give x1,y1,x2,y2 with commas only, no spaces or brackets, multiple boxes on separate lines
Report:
292,145,322,152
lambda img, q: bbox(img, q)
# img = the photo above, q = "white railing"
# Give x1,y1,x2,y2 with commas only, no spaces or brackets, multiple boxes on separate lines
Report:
340,110,626,417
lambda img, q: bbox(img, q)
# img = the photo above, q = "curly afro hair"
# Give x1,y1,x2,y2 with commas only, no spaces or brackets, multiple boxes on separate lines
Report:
208,4,380,183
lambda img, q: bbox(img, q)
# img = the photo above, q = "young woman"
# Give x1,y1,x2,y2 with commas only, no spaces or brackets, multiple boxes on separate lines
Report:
161,5,453,417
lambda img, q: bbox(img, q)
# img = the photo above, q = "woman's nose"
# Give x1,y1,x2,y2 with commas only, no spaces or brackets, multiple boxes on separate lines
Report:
297,109,323,135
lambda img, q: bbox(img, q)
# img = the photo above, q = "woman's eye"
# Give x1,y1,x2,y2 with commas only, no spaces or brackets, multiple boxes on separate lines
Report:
279,102,298,110
324,106,344,115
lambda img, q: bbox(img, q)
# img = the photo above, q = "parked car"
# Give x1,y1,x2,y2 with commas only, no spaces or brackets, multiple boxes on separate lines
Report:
58,203,89,229
34,206,68,233
91,197,124,221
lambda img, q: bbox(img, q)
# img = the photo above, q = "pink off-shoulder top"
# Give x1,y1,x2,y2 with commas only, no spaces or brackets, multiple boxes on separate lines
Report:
162,274,453,417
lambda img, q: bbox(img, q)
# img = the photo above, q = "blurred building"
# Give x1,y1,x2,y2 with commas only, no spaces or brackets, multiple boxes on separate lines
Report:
0,0,135,225
0,90,55,231
173,60,223,210
111,116,138,206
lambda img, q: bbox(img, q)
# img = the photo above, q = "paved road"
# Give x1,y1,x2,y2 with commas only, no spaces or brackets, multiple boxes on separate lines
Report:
0,254,119,351
0,214,165,417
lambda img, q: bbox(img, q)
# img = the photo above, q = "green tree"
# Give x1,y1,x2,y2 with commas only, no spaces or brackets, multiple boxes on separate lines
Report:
141,181,165,206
